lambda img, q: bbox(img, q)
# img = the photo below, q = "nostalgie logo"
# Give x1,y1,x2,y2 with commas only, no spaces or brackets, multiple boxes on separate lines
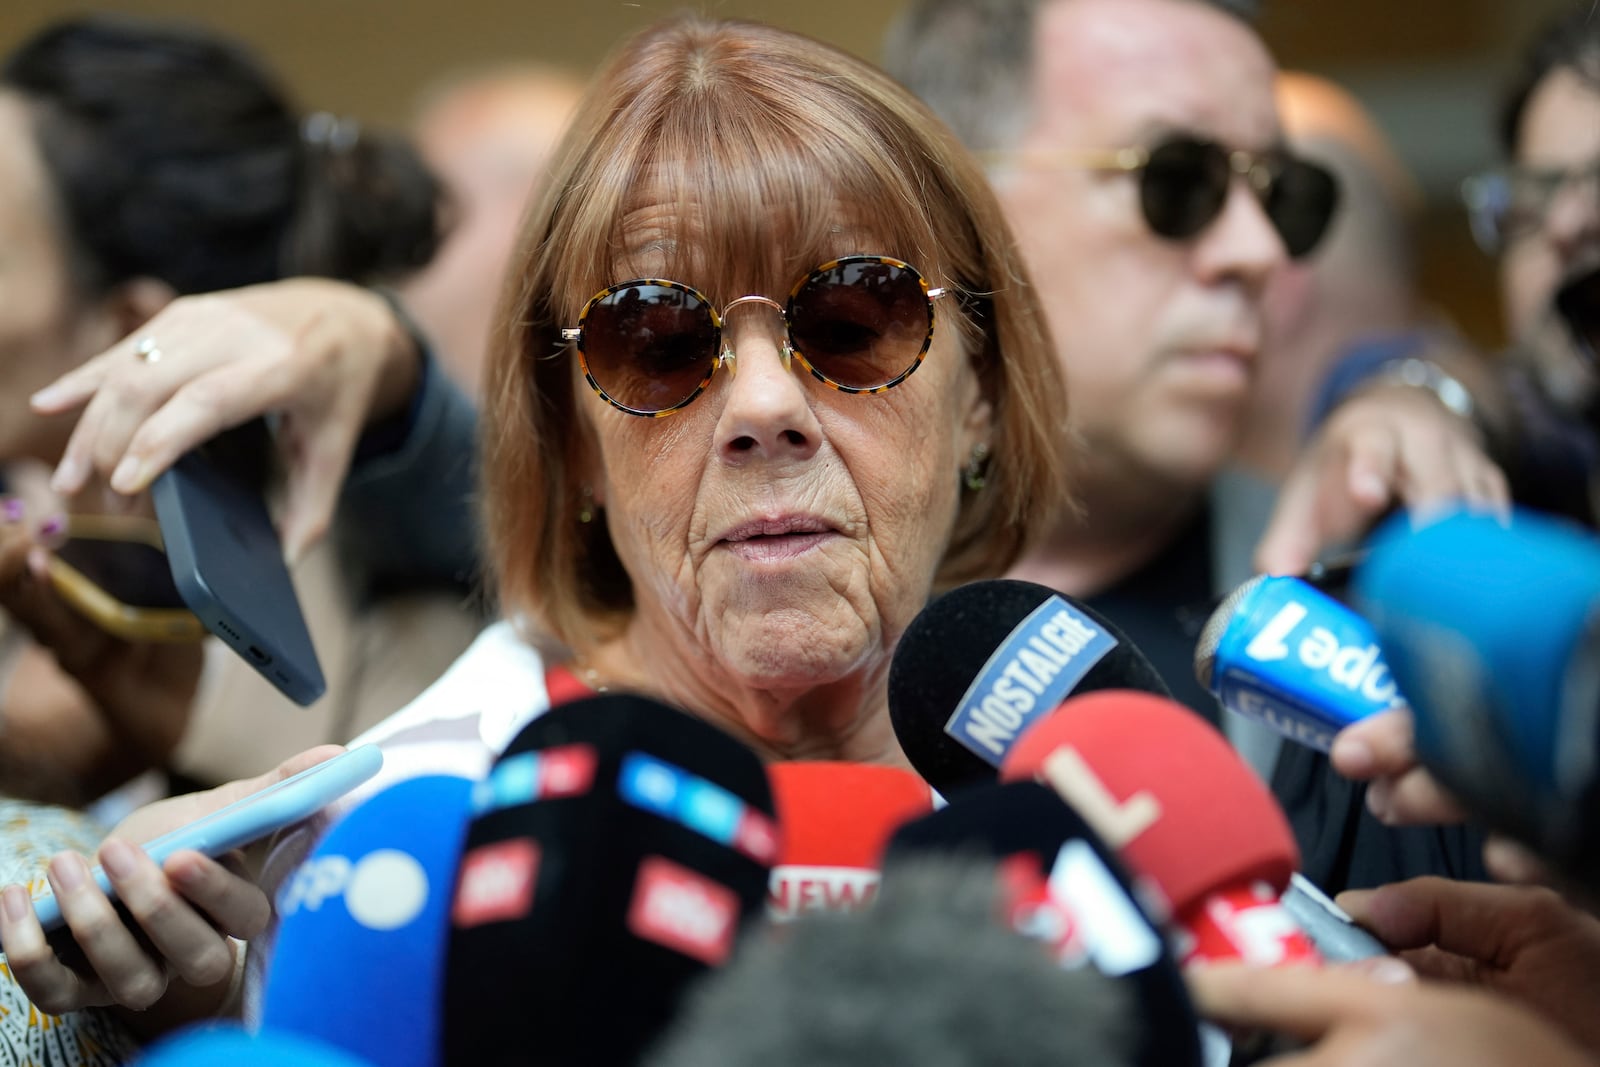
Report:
627,855,740,966
767,865,881,921
453,839,541,928
945,597,1116,764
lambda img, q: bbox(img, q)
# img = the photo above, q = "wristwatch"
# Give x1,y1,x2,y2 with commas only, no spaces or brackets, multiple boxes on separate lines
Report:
1365,356,1479,427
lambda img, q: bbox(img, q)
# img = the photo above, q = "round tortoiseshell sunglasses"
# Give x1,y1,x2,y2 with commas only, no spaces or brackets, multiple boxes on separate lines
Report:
560,254,950,417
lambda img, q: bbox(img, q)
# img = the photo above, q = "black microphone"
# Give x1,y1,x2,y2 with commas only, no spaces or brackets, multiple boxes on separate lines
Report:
646,851,1145,1067
884,781,1207,1067
442,693,779,1067
888,579,1170,794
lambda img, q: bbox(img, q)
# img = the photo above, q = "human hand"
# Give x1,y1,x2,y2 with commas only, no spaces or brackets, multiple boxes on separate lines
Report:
0,746,343,1023
1330,708,1466,826
31,279,419,562
1189,960,1597,1066
0,499,199,776
1253,385,1509,576
1337,876,1600,1056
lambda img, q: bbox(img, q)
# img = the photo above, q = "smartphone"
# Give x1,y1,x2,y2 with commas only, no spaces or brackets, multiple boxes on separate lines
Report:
151,422,326,705
47,514,208,642
20,744,384,938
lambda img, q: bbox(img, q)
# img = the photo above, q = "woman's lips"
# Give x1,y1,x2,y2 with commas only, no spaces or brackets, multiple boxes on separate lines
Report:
716,516,838,563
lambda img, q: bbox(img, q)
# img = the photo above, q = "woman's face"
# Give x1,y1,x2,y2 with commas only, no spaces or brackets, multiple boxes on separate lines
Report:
0,93,117,464
575,224,992,693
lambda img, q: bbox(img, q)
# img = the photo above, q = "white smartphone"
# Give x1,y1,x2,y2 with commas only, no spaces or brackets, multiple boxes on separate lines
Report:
22,745,384,936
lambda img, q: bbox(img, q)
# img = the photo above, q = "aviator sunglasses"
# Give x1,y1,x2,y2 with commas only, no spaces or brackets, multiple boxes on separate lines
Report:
561,255,949,417
1009,136,1339,259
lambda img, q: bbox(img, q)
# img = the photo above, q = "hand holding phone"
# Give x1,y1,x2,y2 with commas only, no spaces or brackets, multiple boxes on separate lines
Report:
16,745,383,939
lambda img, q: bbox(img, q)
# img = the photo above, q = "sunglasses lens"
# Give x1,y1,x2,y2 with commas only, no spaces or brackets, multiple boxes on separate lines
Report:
1268,157,1340,258
788,259,933,391
580,283,718,413
1140,139,1230,240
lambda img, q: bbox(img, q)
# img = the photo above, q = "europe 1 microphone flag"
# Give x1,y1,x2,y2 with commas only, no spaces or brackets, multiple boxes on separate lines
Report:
1195,574,1405,752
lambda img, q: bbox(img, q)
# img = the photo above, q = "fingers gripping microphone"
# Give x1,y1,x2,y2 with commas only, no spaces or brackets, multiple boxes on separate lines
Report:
766,762,934,920
1354,508,1600,885
889,579,1170,794
442,693,779,1067
1195,575,1404,752
263,775,474,1067
999,691,1317,969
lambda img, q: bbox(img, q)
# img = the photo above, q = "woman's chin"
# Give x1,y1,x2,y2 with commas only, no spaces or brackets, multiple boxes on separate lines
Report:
704,612,878,693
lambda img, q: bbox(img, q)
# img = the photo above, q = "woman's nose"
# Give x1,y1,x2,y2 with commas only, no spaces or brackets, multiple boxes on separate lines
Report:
712,311,821,463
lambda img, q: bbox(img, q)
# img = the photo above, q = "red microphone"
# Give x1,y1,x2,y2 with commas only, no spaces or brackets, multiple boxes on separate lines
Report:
766,762,935,921
1000,690,1318,968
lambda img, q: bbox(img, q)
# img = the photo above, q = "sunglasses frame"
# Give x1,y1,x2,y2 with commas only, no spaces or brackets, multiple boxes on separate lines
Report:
561,254,948,418
984,136,1338,259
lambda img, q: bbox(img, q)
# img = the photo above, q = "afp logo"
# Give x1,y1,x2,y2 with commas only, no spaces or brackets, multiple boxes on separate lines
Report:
279,849,433,932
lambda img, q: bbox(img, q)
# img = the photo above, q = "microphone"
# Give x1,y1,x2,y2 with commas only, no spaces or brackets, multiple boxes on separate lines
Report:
1354,508,1600,884
1194,574,1404,752
999,691,1318,968
261,774,474,1067
885,781,1207,1067
766,761,934,920
888,579,1170,795
137,1024,377,1066
442,692,779,1067
647,852,1147,1067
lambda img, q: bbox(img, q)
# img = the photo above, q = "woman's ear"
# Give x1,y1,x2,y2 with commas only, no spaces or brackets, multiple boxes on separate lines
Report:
960,378,995,464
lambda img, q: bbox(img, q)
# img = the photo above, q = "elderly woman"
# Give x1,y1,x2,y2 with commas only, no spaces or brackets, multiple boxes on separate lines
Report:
0,12,1072,1038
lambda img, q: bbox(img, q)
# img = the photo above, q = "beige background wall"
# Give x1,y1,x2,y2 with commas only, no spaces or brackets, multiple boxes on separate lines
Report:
1,0,1586,346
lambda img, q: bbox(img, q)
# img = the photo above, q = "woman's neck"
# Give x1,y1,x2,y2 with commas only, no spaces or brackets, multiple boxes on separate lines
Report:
576,621,912,769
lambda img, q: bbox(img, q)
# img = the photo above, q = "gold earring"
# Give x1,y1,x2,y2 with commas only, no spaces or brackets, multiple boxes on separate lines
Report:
963,442,991,492
578,483,595,525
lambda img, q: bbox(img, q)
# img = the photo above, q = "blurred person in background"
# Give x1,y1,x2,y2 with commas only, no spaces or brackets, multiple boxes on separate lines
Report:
0,15,444,811
883,0,1502,893
1233,71,1432,489
0,16,462,1058
398,64,584,397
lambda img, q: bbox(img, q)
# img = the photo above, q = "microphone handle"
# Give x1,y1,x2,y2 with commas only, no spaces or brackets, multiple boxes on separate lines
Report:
1282,873,1388,962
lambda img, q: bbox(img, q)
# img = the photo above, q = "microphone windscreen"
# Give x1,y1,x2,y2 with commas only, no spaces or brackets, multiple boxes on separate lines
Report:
443,693,778,1067
645,854,1145,1067
767,761,935,919
1355,508,1600,867
262,775,473,1067
138,1024,376,1067
884,781,1203,1067
889,579,1170,795
1000,690,1298,916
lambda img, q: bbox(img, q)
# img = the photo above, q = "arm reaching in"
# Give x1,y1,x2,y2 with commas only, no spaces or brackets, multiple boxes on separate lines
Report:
31,280,419,563
1190,961,1597,1067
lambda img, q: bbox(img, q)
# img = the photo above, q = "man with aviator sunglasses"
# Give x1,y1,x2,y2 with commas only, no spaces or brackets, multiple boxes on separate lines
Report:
885,0,1506,894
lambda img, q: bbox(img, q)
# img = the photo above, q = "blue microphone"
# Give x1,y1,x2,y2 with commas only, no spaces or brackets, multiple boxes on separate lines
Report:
261,775,475,1067
1195,575,1405,752
1354,508,1600,879
138,1024,377,1066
